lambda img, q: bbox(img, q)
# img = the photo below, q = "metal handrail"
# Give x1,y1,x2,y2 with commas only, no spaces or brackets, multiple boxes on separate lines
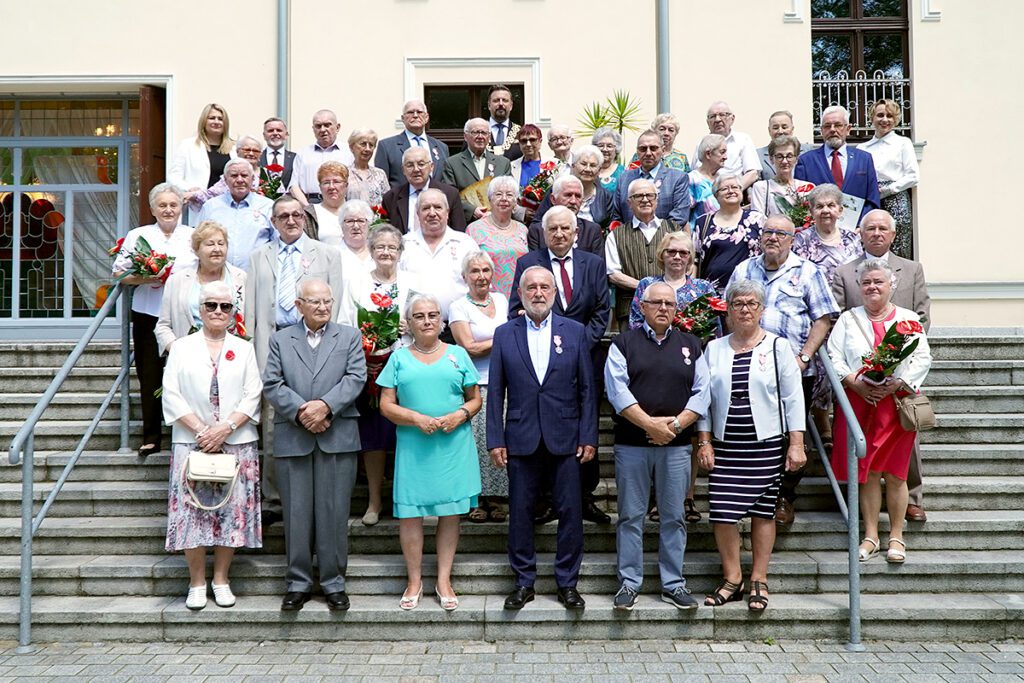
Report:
8,285,132,652
808,346,868,652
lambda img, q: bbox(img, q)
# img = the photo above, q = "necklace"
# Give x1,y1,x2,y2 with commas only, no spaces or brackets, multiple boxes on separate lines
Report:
731,331,765,353
866,304,894,322
412,341,442,354
466,293,492,308
372,269,396,285
203,334,225,342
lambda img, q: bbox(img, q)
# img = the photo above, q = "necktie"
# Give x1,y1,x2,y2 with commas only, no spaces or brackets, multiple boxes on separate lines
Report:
830,149,844,188
272,150,279,165
413,136,423,148
641,170,652,180
278,244,297,313
554,256,573,305
494,123,505,146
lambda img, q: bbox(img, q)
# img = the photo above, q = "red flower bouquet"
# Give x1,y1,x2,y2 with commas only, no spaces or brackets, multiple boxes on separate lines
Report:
370,204,389,226
230,312,250,340
856,318,923,384
671,294,727,343
111,235,175,284
772,184,816,231
357,290,401,406
258,164,286,199
519,161,560,211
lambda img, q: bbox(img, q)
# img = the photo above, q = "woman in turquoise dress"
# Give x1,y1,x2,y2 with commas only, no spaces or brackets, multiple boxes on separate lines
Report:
378,293,482,612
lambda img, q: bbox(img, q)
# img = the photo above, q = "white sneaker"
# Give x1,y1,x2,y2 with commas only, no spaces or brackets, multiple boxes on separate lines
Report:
186,584,207,610
211,583,236,607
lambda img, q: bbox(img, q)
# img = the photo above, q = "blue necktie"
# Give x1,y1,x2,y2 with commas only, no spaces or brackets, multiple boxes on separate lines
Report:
277,245,297,314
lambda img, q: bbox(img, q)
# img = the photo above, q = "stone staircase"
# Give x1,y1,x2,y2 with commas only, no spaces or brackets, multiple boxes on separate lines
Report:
1,333,1022,643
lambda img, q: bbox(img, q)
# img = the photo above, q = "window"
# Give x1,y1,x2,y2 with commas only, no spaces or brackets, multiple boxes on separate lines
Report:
423,84,525,150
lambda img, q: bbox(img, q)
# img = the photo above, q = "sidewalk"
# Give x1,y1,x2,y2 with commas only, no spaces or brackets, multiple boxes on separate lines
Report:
2,639,1023,681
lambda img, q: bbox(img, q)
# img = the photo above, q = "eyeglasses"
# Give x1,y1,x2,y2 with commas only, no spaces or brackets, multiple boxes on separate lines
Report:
519,137,540,144
411,312,441,321
403,109,427,116
468,131,490,138
762,228,795,239
343,218,368,225
403,161,430,169
663,249,691,257
321,179,346,186
202,302,234,313
636,145,661,152
491,191,517,199
708,113,734,120
238,147,261,155
549,135,572,143
298,297,334,308
717,185,742,194
372,244,400,252
630,192,657,200
729,301,762,311
642,299,676,309
274,211,305,221
772,153,797,162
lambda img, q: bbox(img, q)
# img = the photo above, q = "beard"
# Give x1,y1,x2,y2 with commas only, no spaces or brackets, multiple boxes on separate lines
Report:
825,136,844,150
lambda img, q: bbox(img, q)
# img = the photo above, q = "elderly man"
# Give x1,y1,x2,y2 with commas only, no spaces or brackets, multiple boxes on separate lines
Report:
195,158,274,269
486,84,522,160
442,117,513,223
756,110,795,182
692,101,761,190
606,177,685,327
832,208,932,522
527,175,605,257
488,266,597,611
613,130,691,226
263,278,366,612
259,117,307,204
728,214,840,525
374,100,450,186
795,106,881,222
605,281,705,610
547,123,575,166
295,109,354,202
380,146,465,233
399,188,478,320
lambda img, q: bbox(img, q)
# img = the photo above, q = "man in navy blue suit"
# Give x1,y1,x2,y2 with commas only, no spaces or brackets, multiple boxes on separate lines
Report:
487,265,598,611
373,100,449,186
795,106,881,221
612,130,692,227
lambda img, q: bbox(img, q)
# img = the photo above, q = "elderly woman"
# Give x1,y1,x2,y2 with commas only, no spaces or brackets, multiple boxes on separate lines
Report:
335,200,375,275
156,221,246,355
465,177,528,298
346,129,390,207
113,183,197,457
168,103,235,197
378,294,482,611
304,161,349,243
161,281,262,610
572,144,614,227
693,173,766,291
184,136,263,211
828,259,931,564
340,224,416,526
689,134,727,220
693,279,806,611
630,114,691,172
593,127,625,191
449,252,510,523
749,135,815,218
511,123,544,189
860,99,920,258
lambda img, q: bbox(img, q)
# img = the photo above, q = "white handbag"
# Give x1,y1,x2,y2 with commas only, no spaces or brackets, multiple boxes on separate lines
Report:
183,451,239,511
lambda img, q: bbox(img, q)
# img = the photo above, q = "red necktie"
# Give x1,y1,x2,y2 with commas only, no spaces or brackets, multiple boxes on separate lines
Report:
830,149,844,188
554,256,573,305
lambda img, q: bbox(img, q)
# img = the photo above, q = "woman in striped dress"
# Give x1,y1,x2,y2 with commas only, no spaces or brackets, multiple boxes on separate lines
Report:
691,280,806,611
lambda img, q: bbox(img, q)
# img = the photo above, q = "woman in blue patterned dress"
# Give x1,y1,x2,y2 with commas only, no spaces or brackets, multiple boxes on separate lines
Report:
693,174,766,291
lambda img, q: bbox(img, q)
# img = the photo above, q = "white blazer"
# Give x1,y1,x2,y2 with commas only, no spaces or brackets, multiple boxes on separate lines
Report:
827,306,931,393
161,332,262,445
339,270,420,346
155,264,247,356
694,332,806,441
168,136,237,191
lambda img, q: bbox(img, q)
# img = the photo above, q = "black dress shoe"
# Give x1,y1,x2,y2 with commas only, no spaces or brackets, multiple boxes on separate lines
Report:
557,587,586,610
261,510,283,529
533,506,557,525
325,591,350,611
280,591,311,611
503,586,536,610
582,501,611,524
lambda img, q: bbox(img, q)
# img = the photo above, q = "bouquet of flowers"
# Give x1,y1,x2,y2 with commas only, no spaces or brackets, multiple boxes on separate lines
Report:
671,293,727,343
357,289,401,406
772,183,816,231
370,204,389,226
856,319,923,384
109,236,175,284
258,164,286,199
230,312,250,340
520,161,561,211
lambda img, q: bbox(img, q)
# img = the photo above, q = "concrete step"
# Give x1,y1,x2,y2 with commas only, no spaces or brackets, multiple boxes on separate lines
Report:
0,367,139,395
927,334,1024,361
926,385,1024,413
0,392,141,422
1,549,1020,599
923,360,1024,387
0,592,1019,642
0,419,158,452
0,342,124,368
920,444,1024,476
919,413,1024,444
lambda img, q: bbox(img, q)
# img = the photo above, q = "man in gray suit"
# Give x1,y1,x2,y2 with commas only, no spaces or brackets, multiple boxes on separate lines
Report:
263,278,366,611
374,99,450,186
245,195,345,525
832,208,932,522
442,117,512,224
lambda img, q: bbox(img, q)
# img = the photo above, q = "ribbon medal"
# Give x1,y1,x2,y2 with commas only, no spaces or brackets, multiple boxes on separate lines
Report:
682,346,692,365
553,334,563,355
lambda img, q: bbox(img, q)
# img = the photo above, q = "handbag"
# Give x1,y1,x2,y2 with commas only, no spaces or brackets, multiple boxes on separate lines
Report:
183,450,239,511
895,393,936,432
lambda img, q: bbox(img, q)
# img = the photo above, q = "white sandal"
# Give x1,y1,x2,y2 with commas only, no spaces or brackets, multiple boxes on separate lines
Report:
858,537,880,562
185,584,207,611
212,583,236,607
886,538,907,564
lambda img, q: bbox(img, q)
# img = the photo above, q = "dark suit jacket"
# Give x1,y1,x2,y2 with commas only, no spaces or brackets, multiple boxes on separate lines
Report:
486,314,597,455
441,150,513,224
507,248,610,350
259,148,296,189
526,216,605,260
832,253,931,331
531,183,615,229
612,166,692,226
380,180,467,233
374,131,449,187
795,145,881,219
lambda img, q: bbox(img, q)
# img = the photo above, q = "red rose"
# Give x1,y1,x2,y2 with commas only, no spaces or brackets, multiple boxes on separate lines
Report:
895,320,923,335
608,221,622,232
225,350,236,361
266,164,285,174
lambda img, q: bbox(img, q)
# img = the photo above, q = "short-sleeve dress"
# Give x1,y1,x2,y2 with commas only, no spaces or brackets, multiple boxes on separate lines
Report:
376,344,482,517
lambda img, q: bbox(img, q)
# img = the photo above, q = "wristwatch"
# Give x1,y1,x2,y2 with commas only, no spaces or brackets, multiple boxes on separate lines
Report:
799,353,811,364
227,420,238,432
696,439,712,448
671,417,683,434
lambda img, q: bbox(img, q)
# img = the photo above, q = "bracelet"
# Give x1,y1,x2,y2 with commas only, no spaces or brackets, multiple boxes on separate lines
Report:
458,407,471,422
696,439,712,448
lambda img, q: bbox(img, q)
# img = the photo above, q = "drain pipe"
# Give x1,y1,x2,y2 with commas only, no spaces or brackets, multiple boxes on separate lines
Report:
277,0,288,119
656,0,670,112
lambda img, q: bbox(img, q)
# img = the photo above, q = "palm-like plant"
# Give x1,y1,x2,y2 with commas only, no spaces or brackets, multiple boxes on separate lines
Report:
575,90,646,163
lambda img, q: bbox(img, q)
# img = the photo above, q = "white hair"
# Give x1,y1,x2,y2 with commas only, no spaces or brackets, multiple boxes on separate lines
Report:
222,157,252,176
463,117,488,134
821,105,851,125
199,281,234,303
573,144,602,166
542,205,577,231
339,199,374,223
415,187,449,213
234,135,261,152
551,174,583,197
627,177,658,198
487,175,520,200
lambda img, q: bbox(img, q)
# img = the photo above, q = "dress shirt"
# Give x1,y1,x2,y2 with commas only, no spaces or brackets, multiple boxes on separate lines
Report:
407,182,429,232
195,192,274,270
263,146,302,191
859,132,920,195
829,144,849,178
638,162,663,181
303,320,326,349
604,217,662,275
604,323,710,415
404,130,428,149
295,142,354,194
471,153,487,180
489,117,508,146
399,227,478,318
525,311,553,382
112,224,197,317
693,130,760,176
547,248,575,309
275,235,307,328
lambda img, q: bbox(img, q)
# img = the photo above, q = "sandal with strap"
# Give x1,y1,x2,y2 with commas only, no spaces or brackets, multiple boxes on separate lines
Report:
747,580,769,612
488,507,507,523
684,498,701,523
468,506,489,523
858,537,880,562
704,579,744,606
886,538,907,564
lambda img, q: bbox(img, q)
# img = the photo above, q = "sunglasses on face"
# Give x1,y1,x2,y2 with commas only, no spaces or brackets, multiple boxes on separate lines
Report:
202,302,234,313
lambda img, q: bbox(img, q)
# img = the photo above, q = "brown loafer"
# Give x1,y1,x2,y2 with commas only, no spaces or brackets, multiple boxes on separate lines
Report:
905,504,927,522
774,498,795,526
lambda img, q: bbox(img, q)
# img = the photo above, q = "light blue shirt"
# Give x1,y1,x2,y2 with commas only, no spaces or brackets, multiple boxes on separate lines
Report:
525,312,553,382
404,130,427,149
195,192,274,270
275,234,307,327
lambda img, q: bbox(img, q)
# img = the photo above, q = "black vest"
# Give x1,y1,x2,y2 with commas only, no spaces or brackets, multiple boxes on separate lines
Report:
611,326,702,447
260,148,294,189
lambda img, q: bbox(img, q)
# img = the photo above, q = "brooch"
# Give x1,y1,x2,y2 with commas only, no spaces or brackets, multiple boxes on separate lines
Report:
758,352,769,372
432,147,440,160
447,353,459,369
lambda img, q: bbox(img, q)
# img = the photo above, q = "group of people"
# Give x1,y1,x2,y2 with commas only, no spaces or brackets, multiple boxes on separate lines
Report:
113,87,931,613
